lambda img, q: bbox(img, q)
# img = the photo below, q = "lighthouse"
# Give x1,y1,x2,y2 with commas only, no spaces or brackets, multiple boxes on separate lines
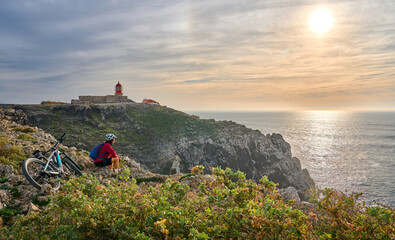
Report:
72,81,133,104
115,81,123,96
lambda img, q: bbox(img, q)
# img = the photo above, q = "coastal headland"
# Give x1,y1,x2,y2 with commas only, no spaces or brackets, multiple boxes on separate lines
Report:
0,103,314,200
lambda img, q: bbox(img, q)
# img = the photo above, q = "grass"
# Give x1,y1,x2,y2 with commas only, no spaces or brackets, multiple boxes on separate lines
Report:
41,101,67,105
135,176,164,185
179,173,195,181
0,206,21,224
0,184,20,198
0,177,7,183
12,126,36,133
32,193,50,207
0,134,27,169
16,133,36,141
129,107,217,140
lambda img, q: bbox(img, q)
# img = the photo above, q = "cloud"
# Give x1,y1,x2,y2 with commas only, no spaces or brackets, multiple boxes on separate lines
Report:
0,0,394,110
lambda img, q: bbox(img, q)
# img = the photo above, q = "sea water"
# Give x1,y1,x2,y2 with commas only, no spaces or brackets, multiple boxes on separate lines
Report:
188,111,395,206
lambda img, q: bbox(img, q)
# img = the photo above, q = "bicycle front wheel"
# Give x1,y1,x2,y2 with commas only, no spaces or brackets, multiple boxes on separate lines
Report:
22,158,61,191
63,158,82,176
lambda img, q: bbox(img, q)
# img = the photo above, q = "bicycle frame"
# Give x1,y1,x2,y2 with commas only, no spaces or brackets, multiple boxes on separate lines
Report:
36,133,69,176
42,149,65,175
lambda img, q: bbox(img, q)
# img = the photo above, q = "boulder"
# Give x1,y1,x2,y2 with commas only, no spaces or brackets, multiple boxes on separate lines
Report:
0,165,14,178
2,108,28,125
179,174,216,189
40,184,53,195
0,190,10,209
279,186,301,202
6,175,21,186
38,195,49,203
28,202,40,212
123,156,141,169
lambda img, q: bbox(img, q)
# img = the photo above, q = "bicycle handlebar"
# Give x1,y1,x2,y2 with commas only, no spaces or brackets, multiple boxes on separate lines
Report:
59,132,66,143
41,132,67,155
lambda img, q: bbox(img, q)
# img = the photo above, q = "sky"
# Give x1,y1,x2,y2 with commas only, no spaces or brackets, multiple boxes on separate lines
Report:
0,0,394,111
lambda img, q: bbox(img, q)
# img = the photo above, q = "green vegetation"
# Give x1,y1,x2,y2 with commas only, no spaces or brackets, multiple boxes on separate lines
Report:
179,173,195,180
58,147,66,152
40,101,67,105
16,133,36,141
0,206,21,224
130,107,217,140
0,184,20,198
12,126,37,133
0,134,27,169
2,167,393,239
0,177,7,183
310,188,395,239
135,176,164,185
32,194,50,207
179,166,204,180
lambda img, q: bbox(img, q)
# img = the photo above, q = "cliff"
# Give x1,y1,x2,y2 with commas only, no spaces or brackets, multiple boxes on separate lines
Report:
0,103,314,200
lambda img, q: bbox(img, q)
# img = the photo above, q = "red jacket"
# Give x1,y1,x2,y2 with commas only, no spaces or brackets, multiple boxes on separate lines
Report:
94,143,118,162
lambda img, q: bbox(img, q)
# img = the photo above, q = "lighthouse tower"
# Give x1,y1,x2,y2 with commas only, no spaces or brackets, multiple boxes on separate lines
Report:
115,81,123,96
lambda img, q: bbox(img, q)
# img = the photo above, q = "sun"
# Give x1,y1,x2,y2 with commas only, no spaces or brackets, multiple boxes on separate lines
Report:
309,8,334,34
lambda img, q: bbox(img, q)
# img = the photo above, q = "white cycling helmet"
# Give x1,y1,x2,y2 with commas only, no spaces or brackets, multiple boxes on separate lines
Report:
105,133,117,141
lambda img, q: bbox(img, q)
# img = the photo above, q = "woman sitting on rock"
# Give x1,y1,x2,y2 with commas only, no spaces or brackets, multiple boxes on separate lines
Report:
93,133,120,174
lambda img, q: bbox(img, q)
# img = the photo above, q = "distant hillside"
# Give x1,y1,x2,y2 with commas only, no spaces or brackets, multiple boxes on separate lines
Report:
1,103,314,200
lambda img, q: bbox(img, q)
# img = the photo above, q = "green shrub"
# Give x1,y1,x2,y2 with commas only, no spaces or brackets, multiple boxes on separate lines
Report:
40,101,67,105
311,188,395,239
1,167,394,239
0,206,21,224
135,176,163,185
179,173,195,180
0,184,20,198
0,177,7,183
32,194,50,207
0,135,27,169
16,133,36,141
1,168,310,239
12,126,36,133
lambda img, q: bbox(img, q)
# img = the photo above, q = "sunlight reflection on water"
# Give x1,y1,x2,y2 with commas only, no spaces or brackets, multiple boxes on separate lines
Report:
190,110,395,206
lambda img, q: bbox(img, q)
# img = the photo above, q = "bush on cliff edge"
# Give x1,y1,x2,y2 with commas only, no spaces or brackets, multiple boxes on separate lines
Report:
1,167,394,239
0,134,27,169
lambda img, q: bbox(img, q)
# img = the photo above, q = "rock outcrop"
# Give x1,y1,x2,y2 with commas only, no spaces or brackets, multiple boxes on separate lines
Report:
174,132,313,200
0,104,315,200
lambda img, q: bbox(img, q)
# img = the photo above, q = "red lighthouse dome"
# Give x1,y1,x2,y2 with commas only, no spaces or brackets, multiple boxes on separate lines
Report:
115,81,123,96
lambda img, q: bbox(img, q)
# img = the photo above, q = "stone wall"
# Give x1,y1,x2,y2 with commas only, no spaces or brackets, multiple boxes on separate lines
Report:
73,95,133,104
79,96,106,103
115,96,133,102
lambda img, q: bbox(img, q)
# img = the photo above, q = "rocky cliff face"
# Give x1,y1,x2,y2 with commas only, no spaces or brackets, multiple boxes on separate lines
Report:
0,103,314,200
153,123,314,200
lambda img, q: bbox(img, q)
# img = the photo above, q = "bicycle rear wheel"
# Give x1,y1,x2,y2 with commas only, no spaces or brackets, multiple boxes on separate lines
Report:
22,158,61,191
63,158,82,176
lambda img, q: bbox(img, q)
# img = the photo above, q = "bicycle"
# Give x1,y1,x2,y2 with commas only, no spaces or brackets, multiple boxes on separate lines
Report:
22,133,83,190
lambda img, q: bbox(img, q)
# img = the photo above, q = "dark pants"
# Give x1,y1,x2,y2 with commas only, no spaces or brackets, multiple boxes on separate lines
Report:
94,158,112,167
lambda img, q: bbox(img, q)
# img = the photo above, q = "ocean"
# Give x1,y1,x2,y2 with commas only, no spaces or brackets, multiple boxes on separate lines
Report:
188,111,395,206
